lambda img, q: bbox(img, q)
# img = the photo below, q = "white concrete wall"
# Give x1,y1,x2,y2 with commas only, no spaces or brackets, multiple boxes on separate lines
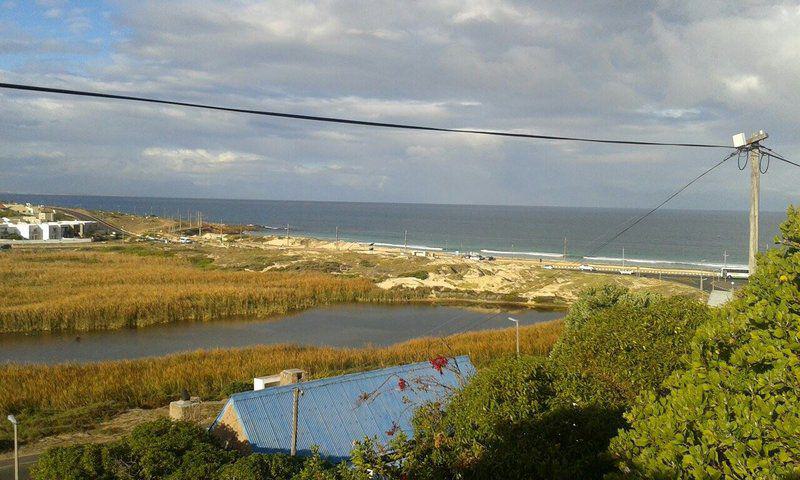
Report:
40,223,62,240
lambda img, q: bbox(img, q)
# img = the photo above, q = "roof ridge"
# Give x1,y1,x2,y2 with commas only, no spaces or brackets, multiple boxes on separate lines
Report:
230,355,471,402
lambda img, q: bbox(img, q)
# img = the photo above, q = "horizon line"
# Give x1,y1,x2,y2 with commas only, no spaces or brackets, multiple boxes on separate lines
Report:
0,190,789,214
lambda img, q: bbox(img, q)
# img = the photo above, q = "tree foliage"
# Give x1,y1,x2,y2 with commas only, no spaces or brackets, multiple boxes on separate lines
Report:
550,286,711,408
31,419,360,480
352,356,621,479
610,205,800,479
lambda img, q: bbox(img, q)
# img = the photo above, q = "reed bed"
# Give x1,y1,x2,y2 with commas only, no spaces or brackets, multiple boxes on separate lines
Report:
0,249,403,333
0,320,563,446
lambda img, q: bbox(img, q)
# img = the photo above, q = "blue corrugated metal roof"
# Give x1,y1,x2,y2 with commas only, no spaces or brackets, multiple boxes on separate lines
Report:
219,355,475,461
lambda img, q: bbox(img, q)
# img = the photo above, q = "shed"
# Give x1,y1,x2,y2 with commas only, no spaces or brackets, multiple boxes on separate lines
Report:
211,356,475,461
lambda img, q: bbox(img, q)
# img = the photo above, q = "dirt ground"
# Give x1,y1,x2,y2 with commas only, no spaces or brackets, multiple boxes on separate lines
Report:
0,401,224,464
185,234,706,306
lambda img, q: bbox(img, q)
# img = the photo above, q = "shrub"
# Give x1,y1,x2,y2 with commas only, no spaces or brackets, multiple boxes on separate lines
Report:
401,270,429,280
217,453,304,480
610,205,800,479
549,287,711,409
31,419,359,480
31,419,233,480
353,356,621,479
220,380,252,397
31,443,117,480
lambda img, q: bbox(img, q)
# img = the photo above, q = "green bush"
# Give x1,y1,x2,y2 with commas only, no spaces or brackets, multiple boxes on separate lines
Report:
550,287,711,408
31,419,362,480
220,380,252,397
353,356,621,479
610,205,800,479
217,453,305,480
400,270,429,280
31,443,117,480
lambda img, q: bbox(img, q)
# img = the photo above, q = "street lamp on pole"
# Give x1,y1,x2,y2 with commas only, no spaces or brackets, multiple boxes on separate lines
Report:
508,317,520,359
7,414,18,480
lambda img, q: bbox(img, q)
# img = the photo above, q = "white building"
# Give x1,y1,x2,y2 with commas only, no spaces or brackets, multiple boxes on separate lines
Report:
1,218,96,241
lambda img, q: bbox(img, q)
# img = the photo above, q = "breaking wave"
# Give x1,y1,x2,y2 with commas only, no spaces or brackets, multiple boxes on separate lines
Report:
373,242,443,251
583,256,747,270
481,249,564,258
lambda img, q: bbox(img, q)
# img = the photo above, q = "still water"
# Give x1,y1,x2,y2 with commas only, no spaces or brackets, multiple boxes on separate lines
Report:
0,304,562,365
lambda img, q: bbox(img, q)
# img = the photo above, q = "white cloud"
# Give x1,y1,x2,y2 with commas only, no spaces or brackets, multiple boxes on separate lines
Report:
141,148,264,173
724,75,762,95
0,0,798,208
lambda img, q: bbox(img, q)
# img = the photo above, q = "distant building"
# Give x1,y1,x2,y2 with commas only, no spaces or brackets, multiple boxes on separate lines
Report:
0,218,96,240
211,356,475,461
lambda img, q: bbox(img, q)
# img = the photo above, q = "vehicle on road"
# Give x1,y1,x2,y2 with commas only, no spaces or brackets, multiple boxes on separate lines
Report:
578,264,594,271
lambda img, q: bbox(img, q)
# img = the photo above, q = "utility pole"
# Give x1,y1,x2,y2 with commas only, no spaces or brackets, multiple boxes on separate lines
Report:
198,212,202,237
290,388,302,456
404,229,408,251
508,317,520,359
748,145,761,275
733,130,768,275
563,237,568,258
286,223,290,246
7,415,18,480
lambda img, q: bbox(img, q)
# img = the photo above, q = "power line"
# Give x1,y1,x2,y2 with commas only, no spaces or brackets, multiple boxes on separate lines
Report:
588,150,739,256
0,82,733,149
760,146,800,169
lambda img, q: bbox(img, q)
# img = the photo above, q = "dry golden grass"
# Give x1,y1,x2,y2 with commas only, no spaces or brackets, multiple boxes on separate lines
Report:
0,320,563,446
0,248,405,333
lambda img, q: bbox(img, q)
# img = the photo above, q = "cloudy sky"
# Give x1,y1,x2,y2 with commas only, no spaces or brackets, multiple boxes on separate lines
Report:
1,0,798,210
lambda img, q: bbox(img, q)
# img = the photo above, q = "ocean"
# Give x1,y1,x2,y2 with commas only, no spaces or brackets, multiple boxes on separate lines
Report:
1,193,788,269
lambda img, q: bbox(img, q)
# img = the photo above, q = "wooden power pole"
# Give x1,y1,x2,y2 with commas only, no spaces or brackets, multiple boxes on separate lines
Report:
735,130,768,275
291,388,301,456
748,146,760,275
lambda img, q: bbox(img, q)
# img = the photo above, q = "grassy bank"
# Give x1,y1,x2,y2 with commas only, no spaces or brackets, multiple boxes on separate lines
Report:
0,248,409,333
0,320,563,449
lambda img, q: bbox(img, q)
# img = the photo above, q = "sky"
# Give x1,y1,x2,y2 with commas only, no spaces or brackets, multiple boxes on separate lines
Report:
0,0,799,211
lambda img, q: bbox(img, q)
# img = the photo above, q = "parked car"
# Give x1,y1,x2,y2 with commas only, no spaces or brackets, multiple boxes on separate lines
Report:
578,264,594,271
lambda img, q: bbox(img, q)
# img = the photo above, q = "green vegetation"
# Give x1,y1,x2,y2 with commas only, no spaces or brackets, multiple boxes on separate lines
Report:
400,269,429,280
609,205,800,478
0,248,409,333
0,320,563,449
352,357,620,479
31,418,362,480
549,285,711,408
353,287,710,479
22,202,800,478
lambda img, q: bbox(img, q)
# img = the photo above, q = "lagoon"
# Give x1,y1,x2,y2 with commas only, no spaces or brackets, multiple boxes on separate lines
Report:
0,304,562,364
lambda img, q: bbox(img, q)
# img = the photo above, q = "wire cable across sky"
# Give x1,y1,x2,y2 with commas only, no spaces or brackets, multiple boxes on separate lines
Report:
0,82,734,149
588,149,740,256
4,81,795,256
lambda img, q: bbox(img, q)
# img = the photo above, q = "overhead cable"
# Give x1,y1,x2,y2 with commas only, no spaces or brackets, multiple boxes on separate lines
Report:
588,150,739,256
0,82,733,149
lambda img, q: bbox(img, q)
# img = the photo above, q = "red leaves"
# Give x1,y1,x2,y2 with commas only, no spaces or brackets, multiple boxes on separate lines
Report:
386,421,400,436
430,355,449,374
397,377,408,391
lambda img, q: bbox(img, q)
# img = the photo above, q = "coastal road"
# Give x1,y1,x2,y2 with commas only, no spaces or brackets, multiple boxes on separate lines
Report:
50,206,136,238
0,453,37,480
